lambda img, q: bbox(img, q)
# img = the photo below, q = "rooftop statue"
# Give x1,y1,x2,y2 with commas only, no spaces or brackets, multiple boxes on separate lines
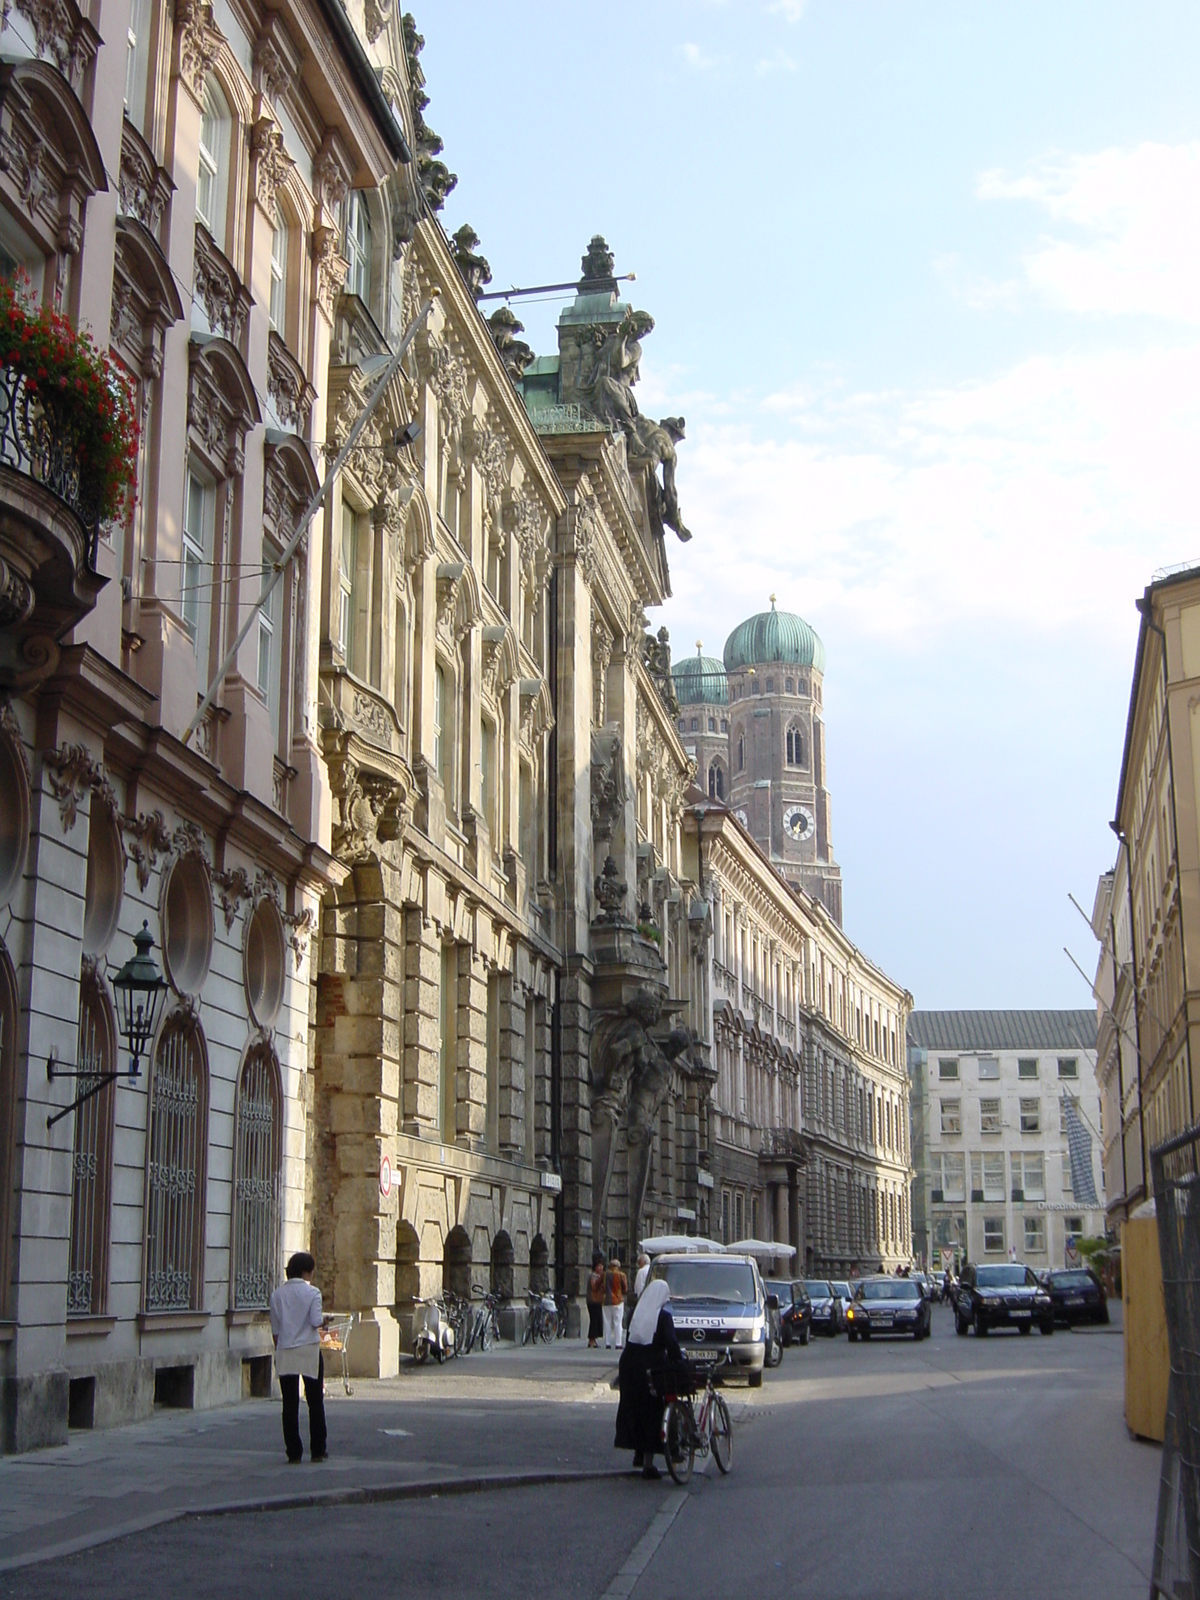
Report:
402,12,457,211
450,224,491,300
487,306,534,380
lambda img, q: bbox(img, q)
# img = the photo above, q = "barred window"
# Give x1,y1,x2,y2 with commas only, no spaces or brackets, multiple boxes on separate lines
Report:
233,1044,282,1309
0,946,16,1319
68,977,115,1316
144,1017,207,1313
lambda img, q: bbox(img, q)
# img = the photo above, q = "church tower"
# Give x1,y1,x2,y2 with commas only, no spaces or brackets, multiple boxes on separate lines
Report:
672,643,730,801
723,597,842,924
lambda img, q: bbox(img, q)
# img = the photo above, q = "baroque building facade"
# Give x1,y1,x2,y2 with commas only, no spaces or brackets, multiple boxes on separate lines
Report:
0,0,410,1449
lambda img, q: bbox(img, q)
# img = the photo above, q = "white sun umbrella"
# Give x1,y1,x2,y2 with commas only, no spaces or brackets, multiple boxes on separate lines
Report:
727,1238,797,1260
641,1234,726,1256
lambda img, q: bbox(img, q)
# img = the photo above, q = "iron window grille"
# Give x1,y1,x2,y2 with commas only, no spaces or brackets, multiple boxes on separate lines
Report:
233,1044,282,1309
67,978,115,1316
144,1017,206,1313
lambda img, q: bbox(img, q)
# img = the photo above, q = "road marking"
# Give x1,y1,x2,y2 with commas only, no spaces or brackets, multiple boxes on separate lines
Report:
380,1429,412,1437
600,1488,689,1599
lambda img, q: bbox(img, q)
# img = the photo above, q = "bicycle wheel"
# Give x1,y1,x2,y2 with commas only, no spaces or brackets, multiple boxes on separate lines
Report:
480,1310,495,1351
663,1402,695,1486
540,1308,557,1344
710,1395,733,1474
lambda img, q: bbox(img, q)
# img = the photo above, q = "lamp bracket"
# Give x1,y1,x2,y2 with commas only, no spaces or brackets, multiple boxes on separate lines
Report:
46,1050,141,1129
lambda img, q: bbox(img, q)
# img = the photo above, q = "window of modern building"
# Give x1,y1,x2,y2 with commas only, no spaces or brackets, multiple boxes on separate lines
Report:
1065,1215,1083,1242
344,191,371,302
938,1058,959,1080
940,1098,961,1136
144,1016,207,1312
980,1098,1001,1135
983,1216,1005,1254
182,467,213,661
1062,1150,1073,1196
978,1056,999,1080
1057,1057,1079,1079
1019,1097,1041,1134
338,503,356,667
982,1152,1005,1201
269,208,288,333
1012,1151,1044,1200
232,1043,282,1309
1023,1215,1046,1255
936,1150,966,1201
196,79,230,237
1018,1058,1038,1079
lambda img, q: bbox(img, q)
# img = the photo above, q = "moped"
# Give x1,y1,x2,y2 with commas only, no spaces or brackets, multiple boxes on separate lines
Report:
412,1296,456,1363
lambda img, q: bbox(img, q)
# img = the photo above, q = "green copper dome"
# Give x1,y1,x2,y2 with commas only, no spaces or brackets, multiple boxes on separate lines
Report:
723,596,826,675
673,643,728,705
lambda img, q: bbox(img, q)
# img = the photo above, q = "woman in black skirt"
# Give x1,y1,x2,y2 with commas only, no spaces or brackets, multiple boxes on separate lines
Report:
614,1279,687,1478
587,1251,605,1347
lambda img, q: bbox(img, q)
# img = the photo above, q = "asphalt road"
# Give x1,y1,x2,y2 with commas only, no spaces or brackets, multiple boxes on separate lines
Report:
6,1304,1158,1600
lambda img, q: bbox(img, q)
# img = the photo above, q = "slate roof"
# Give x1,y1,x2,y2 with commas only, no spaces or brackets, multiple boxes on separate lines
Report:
906,1010,1097,1053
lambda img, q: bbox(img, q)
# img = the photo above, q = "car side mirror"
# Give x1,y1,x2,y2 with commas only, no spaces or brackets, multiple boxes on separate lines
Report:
766,1294,779,1311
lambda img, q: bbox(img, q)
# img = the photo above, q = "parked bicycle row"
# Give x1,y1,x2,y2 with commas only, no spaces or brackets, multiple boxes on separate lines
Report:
411,1287,572,1363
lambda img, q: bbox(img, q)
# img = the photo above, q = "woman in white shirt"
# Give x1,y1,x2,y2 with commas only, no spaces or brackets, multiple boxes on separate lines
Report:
269,1251,327,1463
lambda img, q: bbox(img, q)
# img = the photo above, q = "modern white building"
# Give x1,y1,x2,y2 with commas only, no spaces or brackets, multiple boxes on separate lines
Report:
908,1012,1103,1272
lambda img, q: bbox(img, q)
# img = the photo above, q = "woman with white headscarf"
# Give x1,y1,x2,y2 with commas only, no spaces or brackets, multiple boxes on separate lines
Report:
614,1277,686,1478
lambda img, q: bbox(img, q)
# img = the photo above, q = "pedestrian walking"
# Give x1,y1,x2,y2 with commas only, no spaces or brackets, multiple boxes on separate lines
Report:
269,1251,327,1464
633,1251,651,1300
587,1250,605,1348
603,1255,627,1350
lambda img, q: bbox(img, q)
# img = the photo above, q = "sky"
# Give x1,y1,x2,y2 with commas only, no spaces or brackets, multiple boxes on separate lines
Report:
417,1,1200,1008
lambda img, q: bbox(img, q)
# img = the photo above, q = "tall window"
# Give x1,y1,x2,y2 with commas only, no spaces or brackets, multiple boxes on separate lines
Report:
434,663,447,788
338,504,356,666
269,209,288,333
940,1098,961,1136
182,468,213,662
125,0,150,127
524,995,537,1165
233,1044,281,1309
196,80,229,236
786,724,804,765
257,557,278,734
736,734,744,772
481,718,495,828
440,945,457,1140
68,978,115,1316
0,948,18,1318
708,760,724,800
344,192,371,302
144,1017,207,1312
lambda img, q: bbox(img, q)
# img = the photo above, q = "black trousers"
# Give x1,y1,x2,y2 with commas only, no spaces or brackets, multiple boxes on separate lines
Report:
279,1352,326,1461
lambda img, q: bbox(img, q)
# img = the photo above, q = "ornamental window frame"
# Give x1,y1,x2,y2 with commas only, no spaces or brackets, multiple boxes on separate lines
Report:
231,1041,283,1311
143,1013,209,1315
68,972,116,1317
196,78,231,240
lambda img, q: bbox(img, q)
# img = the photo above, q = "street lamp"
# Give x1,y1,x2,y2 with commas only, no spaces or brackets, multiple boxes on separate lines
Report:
47,920,168,1128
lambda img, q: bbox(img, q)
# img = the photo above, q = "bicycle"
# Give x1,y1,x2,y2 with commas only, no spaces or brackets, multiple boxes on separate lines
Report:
657,1353,734,1486
472,1287,501,1352
443,1289,470,1354
521,1288,558,1344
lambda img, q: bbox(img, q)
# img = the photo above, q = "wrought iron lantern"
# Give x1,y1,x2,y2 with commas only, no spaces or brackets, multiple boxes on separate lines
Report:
48,921,168,1128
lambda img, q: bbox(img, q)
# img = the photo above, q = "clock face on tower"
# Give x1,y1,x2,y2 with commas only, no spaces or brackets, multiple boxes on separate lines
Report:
734,808,749,829
784,805,815,841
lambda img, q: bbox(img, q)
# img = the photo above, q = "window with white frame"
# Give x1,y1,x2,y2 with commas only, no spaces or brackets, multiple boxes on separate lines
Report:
982,1152,1005,1202
257,557,279,735
983,1216,1005,1254
1065,1215,1083,1241
1013,1151,1044,1200
938,1058,959,1081
196,80,229,236
931,1151,965,1202
1023,1214,1046,1255
978,1056,1000,1080
269,208,288,333
125,0,150,128
338,503,356,666
434,663,448,791
344,191,371,302
182,468,213,659
1057,1057,1079,1080
1018,1058,1038,1079
480,717,495,828
980,1098,1002,1135
1062,1151,1073,1196
940,1098,961,1136
1019,1097,1040,1134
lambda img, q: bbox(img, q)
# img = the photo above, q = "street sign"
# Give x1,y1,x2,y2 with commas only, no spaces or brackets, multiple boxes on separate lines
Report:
379,1156,392,1198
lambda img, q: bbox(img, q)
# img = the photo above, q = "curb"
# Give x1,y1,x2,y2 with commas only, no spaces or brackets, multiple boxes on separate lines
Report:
0,1467,632,1575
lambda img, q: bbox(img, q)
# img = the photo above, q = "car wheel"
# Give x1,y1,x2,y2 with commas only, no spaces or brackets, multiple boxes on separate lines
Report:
800,1327,809,1346
848,1329,858,1343
748,1370,763,1389
861,1327,871,1341
1040,1320,1054,1336
974,1311,988,1337
1018,1323,1031,1335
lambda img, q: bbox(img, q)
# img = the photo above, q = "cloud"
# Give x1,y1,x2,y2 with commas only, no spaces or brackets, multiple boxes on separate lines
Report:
680,41,717,71
769,0,807,20
755,48,797,74
978,143,1200,322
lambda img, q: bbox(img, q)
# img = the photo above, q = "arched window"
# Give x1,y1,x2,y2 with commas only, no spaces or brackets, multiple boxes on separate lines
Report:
196,79,230,238
690,717,698,732
707,716,715,732
736,734,744,772
269,206,288,333
708,761,725,801
785,678,794,694
786,724,805,766
0,944,16,1319
144,1016,207,1312
68,974,116,1316
233,1043,282,1309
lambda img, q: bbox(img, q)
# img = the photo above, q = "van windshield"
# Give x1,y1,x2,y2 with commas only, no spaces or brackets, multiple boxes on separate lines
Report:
656,1260,756,1303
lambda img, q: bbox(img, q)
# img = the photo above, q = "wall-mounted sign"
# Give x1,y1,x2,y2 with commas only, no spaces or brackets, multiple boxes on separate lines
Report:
540,1171,563,1194
379,1156,392,1198
697,1170,714,1190
676,1207,697,1222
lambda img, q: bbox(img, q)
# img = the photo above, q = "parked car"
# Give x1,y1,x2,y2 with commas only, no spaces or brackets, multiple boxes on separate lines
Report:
911,1272,934,1301
846,1276,932,1340
768,1279,812,1347
954,1262,1054,1336
1044,1267,1109,1326
831,1280,854,1324
805,1278,842,1335
652,1252,769,1386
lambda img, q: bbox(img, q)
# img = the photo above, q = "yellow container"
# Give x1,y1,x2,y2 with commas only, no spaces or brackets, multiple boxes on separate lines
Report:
1123,1214,1169,1443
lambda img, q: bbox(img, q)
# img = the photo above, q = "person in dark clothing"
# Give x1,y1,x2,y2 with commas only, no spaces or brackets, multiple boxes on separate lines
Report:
615,1279,687,1479
587,1250,605,1348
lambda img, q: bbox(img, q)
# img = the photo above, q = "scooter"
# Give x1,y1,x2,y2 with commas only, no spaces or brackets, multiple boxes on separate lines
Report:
412,1297,456,1364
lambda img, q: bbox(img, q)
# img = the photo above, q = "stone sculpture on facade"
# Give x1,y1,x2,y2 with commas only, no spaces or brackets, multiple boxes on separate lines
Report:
487,306,534,379
450,223,491,299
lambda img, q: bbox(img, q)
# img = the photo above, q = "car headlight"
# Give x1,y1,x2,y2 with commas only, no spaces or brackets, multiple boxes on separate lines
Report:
732,1326,761,1344
1034,1293,1049,1305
